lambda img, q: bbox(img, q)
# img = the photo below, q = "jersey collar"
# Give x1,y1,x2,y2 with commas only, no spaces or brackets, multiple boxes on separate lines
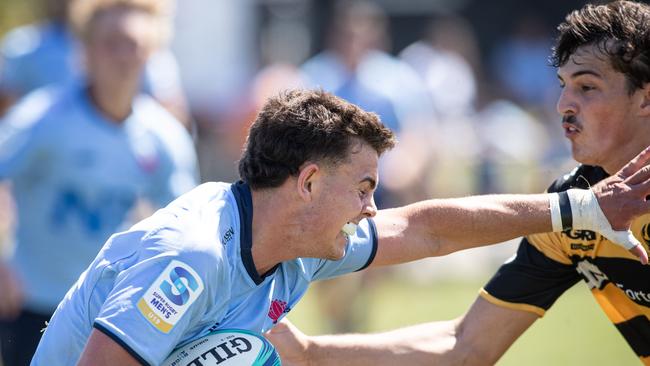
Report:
230,181,279,285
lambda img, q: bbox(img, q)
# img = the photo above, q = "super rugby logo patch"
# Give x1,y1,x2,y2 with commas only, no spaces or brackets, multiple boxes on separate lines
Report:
137,260,204,333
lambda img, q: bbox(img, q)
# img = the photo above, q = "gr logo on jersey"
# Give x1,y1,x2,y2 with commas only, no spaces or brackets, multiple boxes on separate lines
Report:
137,260,204,333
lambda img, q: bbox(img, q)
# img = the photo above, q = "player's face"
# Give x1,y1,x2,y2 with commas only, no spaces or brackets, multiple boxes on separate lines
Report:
84,7,158,90
309,142,379,260
556,44,649,173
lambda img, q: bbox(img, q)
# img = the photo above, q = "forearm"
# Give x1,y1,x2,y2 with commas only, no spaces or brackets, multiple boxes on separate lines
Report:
420,194,552,254
296,298,535,366
306,320,463,366
375,193,553,262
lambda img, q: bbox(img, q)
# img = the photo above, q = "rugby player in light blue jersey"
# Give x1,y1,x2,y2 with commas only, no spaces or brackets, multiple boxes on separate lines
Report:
33,84,650,365
0,0,197,364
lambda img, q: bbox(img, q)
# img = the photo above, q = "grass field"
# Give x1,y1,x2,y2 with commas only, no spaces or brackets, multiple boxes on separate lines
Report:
288,272,638,365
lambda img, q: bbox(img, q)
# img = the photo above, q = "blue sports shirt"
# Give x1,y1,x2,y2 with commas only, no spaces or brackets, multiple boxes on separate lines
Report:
32,181,378,365
0,84,198,313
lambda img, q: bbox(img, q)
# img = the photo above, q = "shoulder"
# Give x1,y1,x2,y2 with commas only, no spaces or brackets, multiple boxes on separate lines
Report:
135,182,237,252
547,165,608,193
131,95,193,147
0,23,44,59
1,85,69,128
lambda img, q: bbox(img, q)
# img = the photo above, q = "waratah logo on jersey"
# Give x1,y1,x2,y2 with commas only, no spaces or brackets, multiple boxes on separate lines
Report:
268,299,290,324
137,260,204,333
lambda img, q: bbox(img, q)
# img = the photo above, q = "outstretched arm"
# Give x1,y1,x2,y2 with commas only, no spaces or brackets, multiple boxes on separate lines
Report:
371,146,650,266
266,297,537,366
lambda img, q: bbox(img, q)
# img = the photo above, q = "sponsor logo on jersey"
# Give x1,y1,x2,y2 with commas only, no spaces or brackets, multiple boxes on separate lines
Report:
137,260,204,333
570,243,595,251
576,260,609,290
563,229,597,241
268,299,290,324
615,283,650,305
222,227,235,245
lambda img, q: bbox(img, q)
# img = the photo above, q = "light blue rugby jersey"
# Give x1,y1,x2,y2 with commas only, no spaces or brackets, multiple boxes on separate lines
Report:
32,181,378,365
0,84,198,313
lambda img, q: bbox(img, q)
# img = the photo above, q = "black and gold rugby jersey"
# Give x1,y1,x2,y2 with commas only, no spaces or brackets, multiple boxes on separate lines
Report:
481,165,650,364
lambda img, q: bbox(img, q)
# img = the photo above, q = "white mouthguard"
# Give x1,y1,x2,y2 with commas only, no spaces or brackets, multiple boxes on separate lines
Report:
341,222,357,236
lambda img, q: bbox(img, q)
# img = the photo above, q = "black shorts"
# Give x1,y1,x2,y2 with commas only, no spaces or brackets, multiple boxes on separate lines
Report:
0,309,52,366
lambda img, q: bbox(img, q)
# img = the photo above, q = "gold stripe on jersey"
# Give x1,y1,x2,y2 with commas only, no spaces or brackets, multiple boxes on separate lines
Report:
595,240,642,261
592,282,650,324
479,288,545,317
641,355,650,365
526,232,572,265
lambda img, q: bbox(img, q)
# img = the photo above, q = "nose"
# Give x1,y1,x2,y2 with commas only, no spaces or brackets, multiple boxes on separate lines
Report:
362,195,378,218
556,88,577,116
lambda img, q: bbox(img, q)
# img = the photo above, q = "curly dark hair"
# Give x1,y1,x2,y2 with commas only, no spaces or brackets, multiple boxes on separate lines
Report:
238,89,396,189
551,1,650,93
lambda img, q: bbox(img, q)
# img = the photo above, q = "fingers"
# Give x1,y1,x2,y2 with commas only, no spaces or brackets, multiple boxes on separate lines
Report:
624,163,650,186
630,244,649,265
603,229,648,265
618,145,650,179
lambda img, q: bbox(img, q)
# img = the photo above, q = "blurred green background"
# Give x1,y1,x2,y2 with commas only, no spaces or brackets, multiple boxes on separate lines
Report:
0,0,40,36
288,268,638,365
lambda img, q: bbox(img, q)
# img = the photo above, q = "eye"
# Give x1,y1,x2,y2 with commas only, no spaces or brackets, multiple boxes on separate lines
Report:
580,85,595,92
358,189,368,199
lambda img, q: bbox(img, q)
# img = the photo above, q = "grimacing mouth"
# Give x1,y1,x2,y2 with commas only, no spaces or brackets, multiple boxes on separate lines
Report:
341,222,357,236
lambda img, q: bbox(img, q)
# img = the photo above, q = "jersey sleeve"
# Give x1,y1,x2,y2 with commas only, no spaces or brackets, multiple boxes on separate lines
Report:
92,236,222,365
480,232,581,316
0,89,53,179
308,218,378,281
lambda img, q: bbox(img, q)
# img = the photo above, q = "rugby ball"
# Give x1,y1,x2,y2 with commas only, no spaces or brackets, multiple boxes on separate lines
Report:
162,329,281,366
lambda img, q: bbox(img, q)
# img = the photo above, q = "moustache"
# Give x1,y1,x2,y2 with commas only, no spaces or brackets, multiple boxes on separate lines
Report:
562,115,577,124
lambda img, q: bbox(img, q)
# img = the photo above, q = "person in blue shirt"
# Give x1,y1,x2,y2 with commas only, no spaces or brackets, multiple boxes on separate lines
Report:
32,84,650,364
0,0,198,364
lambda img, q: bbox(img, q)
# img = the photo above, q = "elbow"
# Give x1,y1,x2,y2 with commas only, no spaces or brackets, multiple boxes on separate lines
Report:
450,320,502,366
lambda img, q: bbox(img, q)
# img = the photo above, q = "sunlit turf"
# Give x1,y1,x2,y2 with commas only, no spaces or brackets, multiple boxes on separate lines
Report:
289,272,638,365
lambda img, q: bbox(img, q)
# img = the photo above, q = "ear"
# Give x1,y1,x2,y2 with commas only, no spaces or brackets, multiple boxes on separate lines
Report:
296,163,319,202
639,83,650,117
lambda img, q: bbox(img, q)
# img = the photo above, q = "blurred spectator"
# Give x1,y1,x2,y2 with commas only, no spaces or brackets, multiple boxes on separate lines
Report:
0,0,190,124
302,0,436,208
300,0,436,334
199,63,307,184
399,15,479,120
0,0,198,363
474,97,550,194
490,14,559,113
398,14,483,199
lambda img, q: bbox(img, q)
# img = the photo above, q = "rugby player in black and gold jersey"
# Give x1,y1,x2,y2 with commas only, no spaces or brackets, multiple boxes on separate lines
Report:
264,1,650,365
